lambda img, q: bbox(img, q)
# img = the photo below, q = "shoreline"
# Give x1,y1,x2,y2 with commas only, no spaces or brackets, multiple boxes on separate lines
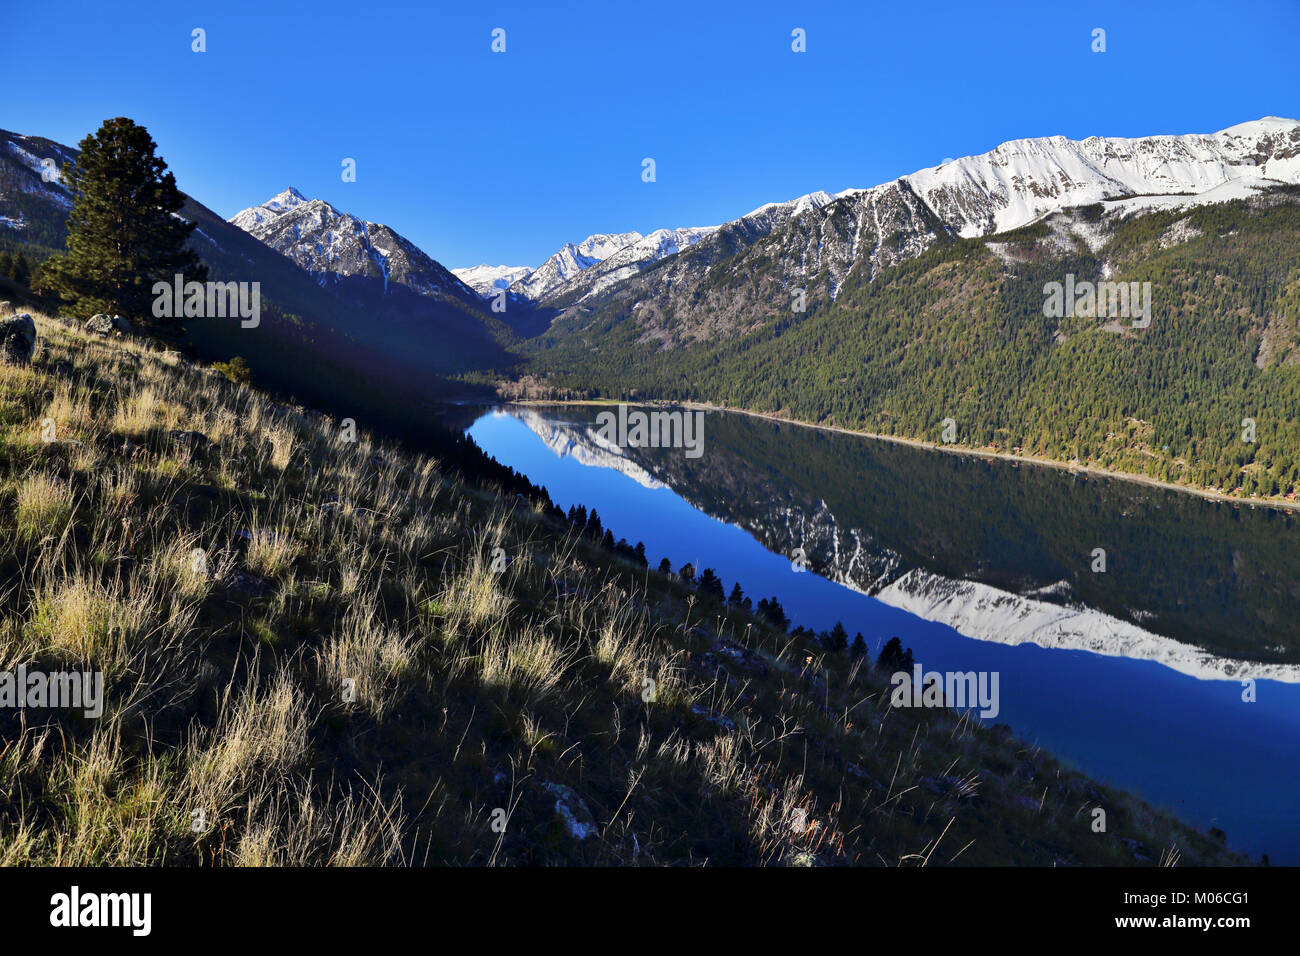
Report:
504,396,1300,515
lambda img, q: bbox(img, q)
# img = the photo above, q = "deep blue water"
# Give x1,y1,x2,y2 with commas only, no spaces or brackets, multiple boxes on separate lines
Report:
468,407,1300,864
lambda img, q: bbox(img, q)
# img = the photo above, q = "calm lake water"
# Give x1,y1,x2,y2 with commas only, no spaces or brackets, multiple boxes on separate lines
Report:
464,404,1300,864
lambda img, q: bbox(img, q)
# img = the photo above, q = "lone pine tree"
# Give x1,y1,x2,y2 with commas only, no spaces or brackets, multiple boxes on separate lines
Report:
43,117,206,322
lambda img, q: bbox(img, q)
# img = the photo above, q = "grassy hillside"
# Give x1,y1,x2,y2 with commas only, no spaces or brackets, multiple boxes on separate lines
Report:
0,311,1246,865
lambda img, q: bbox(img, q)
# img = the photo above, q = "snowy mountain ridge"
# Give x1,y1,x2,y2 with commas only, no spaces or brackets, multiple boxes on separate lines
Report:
898,116,1300,240
507,231,645,301
230,119,1300,318
523,117,1300,337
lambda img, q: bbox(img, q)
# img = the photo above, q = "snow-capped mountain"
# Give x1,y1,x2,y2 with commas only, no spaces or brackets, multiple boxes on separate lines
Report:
522,191,848,306
229,188,481,307
538,225,719,305
228,185,310,231
536,117,1300,342
899,116,1300,239
509,231,643,300
451,263,535,298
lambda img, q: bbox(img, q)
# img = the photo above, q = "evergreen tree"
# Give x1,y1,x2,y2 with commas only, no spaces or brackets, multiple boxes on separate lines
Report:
678,562,695,584
727,582,744,606
758,596,788,630
42,117,205,321
850,633,867,657
658,557,672,575
0,251,12,279
876,636,915,674
825,621,849,653
697,568,724,602
11,253,30,287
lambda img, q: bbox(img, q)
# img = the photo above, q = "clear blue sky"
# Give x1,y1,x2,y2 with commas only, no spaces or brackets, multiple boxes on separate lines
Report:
7,0,1298,268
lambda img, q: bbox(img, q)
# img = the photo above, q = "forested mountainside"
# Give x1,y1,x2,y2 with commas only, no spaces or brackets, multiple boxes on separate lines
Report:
518,188,1300,501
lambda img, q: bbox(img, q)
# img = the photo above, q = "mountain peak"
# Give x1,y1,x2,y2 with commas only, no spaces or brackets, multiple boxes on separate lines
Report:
228,188,480,306
228,187,316,232
264,186,309,211
508,231,643,300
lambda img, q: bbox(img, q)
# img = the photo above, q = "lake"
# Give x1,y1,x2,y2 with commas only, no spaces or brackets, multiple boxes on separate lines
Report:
464,403,1300,864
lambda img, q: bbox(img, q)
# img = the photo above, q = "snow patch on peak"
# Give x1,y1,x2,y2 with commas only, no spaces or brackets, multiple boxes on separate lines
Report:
574,232,642,261
452,263,536,298
266,186,307,210
901,117,1300,239
1216,116,1300,137
740,189,836,223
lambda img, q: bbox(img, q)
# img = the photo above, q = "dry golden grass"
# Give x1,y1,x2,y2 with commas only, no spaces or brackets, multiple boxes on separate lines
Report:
316,601,416,719
476,623,572,705
24,572,154,674
244,523,302,579
230,777,407,866
146,534,221,605
111,384,176,435
268,424,295,471
184,670,312,817
438,546,513,640
40,384,93,442
14,472,75,544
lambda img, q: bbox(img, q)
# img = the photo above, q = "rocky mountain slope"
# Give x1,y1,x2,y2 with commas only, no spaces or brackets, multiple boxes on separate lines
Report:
509,231,644,300
525,118,1300,344
230,188,483,309
528,225,719,306
902,117,1300,239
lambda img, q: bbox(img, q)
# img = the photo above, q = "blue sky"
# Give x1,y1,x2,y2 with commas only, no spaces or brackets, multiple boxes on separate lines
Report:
7,0,1298,268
